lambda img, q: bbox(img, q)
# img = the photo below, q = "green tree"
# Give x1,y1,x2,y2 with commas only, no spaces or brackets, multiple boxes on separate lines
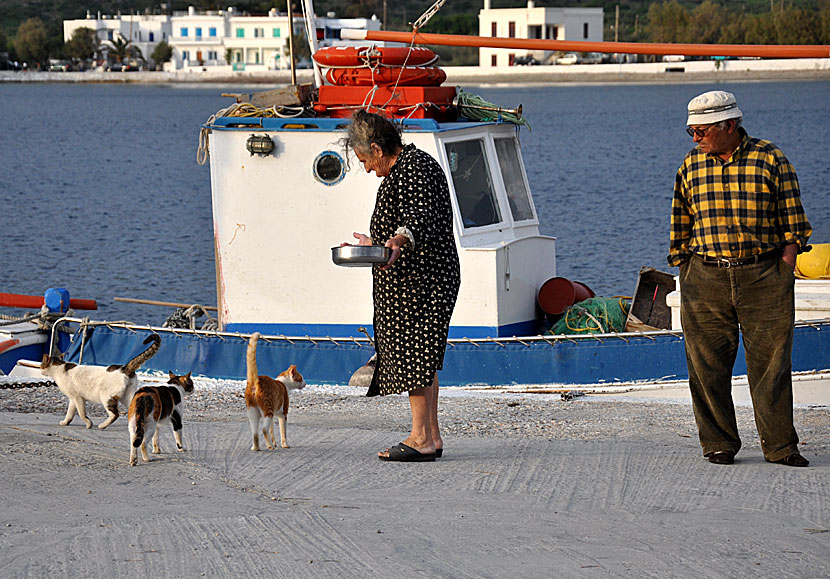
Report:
151,40,173,66
646,1,689,43
774,7,819,44
744,13,775,44
820,5,830,44
15,18,49,67
719,10,747,44
107,33,144,64
685,1,728,44
65,27,99,61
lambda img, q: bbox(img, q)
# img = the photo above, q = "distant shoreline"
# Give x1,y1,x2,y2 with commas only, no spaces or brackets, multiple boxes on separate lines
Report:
2,58,829,86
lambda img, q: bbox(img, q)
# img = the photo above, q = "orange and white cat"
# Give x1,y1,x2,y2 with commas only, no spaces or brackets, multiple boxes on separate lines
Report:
128,371,194,466
245,332,306,451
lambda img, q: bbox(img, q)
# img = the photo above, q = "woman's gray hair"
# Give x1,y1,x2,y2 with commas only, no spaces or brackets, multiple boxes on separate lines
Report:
341,110,404,158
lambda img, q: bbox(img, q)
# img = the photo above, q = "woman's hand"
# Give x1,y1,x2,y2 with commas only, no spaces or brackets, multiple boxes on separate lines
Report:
345,232,372,247
380,234,408,270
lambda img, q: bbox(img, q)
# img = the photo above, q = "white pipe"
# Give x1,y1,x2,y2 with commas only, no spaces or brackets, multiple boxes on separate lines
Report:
341,29,367,41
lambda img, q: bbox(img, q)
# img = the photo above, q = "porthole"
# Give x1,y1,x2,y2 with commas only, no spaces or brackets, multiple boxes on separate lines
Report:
313,150,345,186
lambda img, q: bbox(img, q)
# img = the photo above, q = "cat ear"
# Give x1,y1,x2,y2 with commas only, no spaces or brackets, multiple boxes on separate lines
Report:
168,371,176,380
186,371,192,378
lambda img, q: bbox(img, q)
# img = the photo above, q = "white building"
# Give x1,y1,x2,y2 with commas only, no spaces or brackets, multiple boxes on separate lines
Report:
63,6,381,71
478,1,604,66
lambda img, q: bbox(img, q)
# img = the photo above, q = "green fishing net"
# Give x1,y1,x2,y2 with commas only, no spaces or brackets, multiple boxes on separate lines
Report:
548,297,631,335
455,88,531,130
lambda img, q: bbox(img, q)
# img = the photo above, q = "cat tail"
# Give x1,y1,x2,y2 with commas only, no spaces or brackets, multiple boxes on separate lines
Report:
247,332,261,387
124,333,162,375
132,394,154,447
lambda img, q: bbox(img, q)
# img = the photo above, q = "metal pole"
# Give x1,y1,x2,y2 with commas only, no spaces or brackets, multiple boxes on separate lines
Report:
287,2,297,85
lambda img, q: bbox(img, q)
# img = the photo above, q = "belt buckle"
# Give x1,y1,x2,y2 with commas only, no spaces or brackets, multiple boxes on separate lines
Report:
716,257,733,268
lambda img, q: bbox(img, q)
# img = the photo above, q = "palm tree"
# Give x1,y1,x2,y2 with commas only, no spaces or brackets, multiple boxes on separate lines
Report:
106,34,144,64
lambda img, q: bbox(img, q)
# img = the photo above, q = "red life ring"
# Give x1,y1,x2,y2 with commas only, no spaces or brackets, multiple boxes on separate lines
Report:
325,66,447,87
313,46,438,68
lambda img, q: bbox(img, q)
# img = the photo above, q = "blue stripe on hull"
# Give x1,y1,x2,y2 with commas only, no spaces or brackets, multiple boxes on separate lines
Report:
59,323,830,386
0,343,46,374
225,320,537,339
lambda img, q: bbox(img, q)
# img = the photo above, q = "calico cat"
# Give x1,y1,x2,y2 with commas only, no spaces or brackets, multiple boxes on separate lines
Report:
128,371,194,466
40,334,161,430
245,332,306,451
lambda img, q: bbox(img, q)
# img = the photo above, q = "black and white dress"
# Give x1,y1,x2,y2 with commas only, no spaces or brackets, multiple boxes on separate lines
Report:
368,144,461,396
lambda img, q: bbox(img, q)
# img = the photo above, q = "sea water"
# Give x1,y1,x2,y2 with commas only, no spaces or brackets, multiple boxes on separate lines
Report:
2,80,828,324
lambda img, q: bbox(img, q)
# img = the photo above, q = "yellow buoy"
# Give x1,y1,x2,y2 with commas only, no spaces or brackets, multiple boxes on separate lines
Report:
796,243,830,278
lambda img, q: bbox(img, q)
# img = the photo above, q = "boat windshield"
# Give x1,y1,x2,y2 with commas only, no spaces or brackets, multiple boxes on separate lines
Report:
445,138,502,228
494,137,534,222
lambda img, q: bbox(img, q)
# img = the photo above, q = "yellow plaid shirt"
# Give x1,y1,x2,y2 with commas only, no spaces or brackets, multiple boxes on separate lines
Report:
668,129,811,267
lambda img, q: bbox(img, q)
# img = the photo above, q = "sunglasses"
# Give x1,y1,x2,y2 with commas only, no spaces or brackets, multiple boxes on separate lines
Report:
686,125,719,138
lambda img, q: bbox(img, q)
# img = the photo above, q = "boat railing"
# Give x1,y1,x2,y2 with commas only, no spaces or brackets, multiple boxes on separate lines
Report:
51,316,830,364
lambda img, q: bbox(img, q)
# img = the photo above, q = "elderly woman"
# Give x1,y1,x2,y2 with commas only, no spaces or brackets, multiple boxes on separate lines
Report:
343,110,460,462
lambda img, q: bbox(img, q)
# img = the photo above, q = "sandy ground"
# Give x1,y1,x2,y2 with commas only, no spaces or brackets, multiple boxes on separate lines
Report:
1,379,828,578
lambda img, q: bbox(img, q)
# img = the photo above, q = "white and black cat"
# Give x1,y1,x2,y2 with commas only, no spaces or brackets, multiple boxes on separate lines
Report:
128,371,194,466
40,334,161,429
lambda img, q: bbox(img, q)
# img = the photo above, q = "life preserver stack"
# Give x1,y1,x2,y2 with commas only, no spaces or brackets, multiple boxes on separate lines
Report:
312,45,457,121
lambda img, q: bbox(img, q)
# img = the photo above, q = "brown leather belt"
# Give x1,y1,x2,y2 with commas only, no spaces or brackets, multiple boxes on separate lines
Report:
699,250,781,268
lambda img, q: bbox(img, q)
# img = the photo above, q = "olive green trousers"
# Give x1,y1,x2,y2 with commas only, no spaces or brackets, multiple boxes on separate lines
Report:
679,255,800,462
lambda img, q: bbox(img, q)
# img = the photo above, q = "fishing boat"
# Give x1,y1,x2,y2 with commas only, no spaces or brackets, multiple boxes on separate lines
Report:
4,7,830,390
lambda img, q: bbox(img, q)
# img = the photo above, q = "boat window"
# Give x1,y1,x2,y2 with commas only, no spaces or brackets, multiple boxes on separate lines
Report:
445,139,502,229
313,150,345,186
494,137,534,222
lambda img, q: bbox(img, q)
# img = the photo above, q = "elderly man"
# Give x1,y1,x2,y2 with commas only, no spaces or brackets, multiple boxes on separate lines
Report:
668,90,812,467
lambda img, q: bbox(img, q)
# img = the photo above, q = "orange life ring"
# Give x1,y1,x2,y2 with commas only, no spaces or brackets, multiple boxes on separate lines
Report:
325,66,447,87
313,46,438,68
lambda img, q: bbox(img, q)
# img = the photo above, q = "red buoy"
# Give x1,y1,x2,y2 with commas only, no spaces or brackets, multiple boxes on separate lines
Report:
325,66,447,87
313,45,438,68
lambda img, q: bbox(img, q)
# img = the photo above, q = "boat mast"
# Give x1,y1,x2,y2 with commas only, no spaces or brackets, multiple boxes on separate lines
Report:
300,0,323,86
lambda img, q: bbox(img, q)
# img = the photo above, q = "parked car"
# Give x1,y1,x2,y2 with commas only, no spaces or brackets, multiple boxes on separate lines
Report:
580,52,603,64
556,53,579,65
662,55,685,62
514,55,540,66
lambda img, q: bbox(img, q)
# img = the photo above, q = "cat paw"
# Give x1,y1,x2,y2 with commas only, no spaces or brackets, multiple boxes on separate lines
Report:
251,446,260,451
84,421,93,429
281,443,290,449
59,420,70,426
177,446,185,452
151,449,161,454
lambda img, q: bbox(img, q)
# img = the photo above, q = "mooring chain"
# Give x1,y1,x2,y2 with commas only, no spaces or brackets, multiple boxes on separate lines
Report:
0,379,57,390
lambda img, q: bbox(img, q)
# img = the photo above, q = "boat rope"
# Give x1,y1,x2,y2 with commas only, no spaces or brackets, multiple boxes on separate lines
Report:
0,312,42,326
163,304,218,331
197,102,306,166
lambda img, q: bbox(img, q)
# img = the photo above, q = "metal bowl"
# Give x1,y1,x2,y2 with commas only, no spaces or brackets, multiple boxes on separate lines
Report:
331,245,391,267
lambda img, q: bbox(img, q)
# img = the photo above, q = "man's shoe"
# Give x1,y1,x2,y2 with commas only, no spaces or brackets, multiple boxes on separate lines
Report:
772,453,809,467
707,450,735,465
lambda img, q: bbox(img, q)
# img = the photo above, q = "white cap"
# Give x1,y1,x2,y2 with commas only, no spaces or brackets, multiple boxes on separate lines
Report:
687,90,743,125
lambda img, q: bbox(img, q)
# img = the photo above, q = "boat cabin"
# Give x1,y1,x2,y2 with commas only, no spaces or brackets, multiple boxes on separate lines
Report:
206,115,556,339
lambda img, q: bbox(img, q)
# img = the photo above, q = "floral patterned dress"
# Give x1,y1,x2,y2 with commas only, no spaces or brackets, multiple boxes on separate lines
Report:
368,144,461,396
